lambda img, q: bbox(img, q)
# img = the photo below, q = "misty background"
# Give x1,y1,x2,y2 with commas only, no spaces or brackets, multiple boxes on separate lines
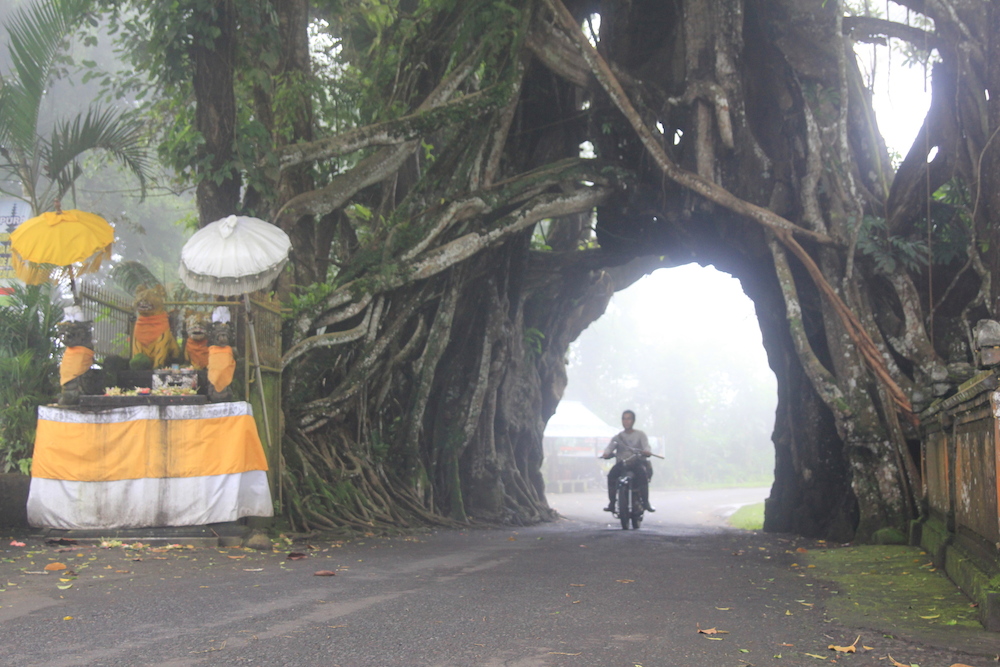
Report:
0,0,192,288
555,265,778,490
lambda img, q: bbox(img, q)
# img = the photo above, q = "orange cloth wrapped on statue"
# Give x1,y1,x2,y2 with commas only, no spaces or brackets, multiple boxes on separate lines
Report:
208,345,236,392
184,338,209,370
132,312,180,368
60,346,94,386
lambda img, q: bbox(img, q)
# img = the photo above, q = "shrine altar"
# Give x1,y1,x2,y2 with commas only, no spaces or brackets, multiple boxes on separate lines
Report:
27,401,273,529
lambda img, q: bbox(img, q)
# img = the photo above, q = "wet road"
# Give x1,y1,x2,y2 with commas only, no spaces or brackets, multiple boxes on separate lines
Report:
0,488,993,666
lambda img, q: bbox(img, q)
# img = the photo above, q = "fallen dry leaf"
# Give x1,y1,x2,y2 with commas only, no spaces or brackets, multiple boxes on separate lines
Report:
804,653,827,660
287,552,307,560
887,655,912,667
828,636,859,653
796,547,808,553
313,570,337,576
43,562,67,571
696,625,729,635
9,541,25,547
616,579,635,584
918,614,940,619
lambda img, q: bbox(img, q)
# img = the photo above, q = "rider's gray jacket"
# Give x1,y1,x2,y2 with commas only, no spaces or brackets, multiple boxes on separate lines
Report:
602,429,651,464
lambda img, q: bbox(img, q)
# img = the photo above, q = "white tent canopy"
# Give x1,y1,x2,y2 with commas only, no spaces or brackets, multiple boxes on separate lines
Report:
544,400,619,439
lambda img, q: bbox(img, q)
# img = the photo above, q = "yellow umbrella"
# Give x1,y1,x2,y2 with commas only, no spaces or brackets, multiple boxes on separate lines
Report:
10,209,114,286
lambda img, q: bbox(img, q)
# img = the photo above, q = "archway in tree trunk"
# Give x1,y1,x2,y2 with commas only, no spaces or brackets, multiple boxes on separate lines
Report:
558,265,777,495
149,0,1000,542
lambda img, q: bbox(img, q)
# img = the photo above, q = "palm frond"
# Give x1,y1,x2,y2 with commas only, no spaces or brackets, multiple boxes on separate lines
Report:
2,0,89,151
0,282,63,358
44,106,151,204
110,260,162,296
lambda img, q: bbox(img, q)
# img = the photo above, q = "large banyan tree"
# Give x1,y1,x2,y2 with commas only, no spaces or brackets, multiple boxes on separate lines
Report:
109,0,1000,540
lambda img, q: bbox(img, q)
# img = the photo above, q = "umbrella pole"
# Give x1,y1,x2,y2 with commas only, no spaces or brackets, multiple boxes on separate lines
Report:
67,266,80,306
243,294,280,511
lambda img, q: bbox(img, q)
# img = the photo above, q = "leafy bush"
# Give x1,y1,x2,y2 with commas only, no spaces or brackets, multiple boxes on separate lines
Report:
0,284,63,473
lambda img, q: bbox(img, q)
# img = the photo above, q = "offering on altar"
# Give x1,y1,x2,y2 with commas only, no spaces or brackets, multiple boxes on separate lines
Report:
207,306,236,403
152,368,199,392
57,306,95,406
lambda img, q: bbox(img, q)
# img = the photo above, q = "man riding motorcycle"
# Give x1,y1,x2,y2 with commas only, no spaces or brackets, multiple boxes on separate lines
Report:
600,409,655,513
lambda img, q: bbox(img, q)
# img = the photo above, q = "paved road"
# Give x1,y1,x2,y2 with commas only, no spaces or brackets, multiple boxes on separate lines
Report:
0,488,994,666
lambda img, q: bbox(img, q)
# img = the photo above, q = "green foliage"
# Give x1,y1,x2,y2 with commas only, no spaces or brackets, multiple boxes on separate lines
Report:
524,327,545,360
928,179,973,265
856,215,928,274
531,220,552,251
0,283,63,473
287,282,335,321
110,260,162,295
857,179,975,274
728,502,765,530
129,353,153,370
0,0,151,213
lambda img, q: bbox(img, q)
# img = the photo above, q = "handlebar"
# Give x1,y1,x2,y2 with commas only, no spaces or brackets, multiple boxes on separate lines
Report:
599,452,665,460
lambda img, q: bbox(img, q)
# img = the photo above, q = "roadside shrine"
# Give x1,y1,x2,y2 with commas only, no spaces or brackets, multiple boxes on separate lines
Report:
14,212,285,530
24,291,281,530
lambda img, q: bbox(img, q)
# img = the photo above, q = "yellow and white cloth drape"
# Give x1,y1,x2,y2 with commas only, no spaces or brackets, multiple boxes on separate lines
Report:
27,402,273,529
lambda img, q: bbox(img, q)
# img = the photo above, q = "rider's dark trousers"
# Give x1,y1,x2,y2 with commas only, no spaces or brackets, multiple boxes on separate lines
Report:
607,461,650,506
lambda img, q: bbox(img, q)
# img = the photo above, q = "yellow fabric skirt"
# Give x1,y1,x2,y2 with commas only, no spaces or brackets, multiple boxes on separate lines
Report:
32,402,268,482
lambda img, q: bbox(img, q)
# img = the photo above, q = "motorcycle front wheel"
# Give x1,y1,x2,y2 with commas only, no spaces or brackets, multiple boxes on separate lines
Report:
618,484,630,530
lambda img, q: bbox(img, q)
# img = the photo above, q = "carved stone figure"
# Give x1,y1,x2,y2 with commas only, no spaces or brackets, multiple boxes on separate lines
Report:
182,310,211,370
206,308,236,402
58,309,94,406
131,284,181,369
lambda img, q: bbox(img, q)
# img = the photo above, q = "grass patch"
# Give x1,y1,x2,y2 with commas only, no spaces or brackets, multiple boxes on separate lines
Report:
807,544,980,632
728,502,764,530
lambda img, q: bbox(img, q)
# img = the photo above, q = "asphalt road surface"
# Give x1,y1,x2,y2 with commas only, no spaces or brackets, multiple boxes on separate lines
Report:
0,488,994,666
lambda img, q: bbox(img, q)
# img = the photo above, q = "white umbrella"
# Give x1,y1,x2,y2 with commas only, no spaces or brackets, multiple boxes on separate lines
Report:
179,215,291,296
179,215,291,507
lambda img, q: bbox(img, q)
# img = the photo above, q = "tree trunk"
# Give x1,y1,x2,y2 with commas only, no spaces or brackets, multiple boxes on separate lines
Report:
139,0,998,541
190,0,240,226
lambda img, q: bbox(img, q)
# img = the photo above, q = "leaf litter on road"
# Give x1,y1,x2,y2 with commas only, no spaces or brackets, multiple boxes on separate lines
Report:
827,635,859,653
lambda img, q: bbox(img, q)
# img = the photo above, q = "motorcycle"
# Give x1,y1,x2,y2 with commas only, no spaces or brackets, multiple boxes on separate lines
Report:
614,454,648,530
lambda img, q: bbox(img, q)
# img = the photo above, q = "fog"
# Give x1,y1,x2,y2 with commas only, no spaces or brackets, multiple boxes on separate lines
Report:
0,1,191,291
558,264,778,489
